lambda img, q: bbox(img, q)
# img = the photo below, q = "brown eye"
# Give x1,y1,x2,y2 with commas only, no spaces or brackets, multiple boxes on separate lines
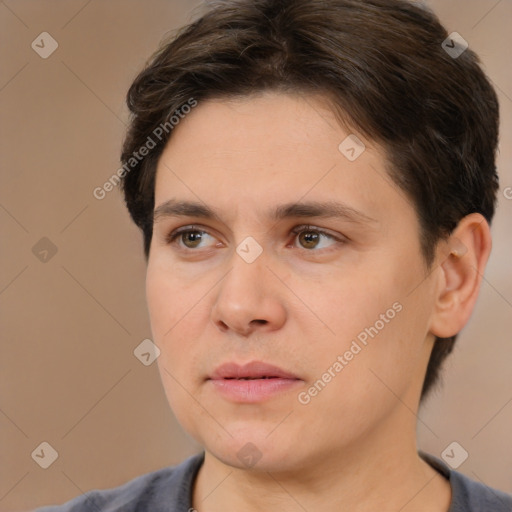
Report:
166,226,217,250
181,230,203,248
298,231,321,249
290,225,342,252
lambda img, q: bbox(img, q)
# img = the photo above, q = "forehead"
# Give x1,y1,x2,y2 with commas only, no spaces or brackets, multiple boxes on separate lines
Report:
159,91,357,166
153,91,411,227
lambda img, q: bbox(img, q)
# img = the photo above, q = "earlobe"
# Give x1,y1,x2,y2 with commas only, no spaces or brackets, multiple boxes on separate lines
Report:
429,213,492,338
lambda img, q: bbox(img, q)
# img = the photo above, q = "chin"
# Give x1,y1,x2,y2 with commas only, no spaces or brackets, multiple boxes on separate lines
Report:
213,444,297,472
198,426,303,472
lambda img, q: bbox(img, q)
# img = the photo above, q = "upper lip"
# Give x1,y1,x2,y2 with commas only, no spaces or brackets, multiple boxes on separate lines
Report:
209,361,300,380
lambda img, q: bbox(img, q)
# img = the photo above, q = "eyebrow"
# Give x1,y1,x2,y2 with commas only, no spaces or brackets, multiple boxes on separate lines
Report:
153,199,378,225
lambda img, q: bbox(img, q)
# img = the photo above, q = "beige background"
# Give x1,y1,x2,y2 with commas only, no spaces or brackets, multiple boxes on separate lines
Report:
1,0,511,510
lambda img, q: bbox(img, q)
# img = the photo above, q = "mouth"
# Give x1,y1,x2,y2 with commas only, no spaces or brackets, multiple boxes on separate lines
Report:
207,361,302,402
225,376,279,380
208,360,300,381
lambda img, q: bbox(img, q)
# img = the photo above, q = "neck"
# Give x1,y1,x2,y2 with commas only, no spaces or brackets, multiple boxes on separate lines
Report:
192,404,451,512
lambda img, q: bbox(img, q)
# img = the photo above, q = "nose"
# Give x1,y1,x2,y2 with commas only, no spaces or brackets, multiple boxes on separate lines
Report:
210,250,287,337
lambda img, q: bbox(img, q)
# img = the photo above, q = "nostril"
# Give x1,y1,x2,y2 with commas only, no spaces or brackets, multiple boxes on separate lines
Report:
217,320,229,331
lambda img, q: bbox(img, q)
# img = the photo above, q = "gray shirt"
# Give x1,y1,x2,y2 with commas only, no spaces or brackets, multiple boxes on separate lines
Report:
35,451,512,511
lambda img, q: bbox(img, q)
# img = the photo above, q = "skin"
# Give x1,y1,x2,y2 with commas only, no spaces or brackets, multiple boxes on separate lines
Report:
145,91,491,511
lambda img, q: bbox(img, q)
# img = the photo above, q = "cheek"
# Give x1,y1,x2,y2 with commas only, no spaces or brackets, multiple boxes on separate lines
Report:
295,259,428,383
145,263,204,376
146,268,173,341
294,268,392,341
146,261,196,336
146,265,207,425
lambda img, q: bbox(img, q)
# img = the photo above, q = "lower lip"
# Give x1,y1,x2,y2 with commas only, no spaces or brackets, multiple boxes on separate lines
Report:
208,378,302,402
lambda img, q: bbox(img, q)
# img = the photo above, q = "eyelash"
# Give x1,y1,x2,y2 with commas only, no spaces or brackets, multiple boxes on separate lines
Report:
165,224,345,253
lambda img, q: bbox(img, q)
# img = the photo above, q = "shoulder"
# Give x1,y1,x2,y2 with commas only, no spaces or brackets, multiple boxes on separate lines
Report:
449,468,512,511
420,451,512,512
34,452,204,512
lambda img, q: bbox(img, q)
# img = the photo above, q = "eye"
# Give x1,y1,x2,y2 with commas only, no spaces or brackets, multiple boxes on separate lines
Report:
166,226,219,250
165,224,345,253
290,225,343,251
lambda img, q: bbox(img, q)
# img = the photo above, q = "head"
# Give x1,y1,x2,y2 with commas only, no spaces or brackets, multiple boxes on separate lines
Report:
120,0,499,470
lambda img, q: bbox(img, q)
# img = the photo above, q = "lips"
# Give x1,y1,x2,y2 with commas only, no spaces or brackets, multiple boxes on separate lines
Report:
208,361,300,381
207,361,302,403
206,361,304,404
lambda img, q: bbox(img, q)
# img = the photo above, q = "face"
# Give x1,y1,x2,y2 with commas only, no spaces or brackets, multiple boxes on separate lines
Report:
146,91,439,472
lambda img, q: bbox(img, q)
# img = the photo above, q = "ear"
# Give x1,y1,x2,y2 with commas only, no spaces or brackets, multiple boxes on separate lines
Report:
429,213,492,339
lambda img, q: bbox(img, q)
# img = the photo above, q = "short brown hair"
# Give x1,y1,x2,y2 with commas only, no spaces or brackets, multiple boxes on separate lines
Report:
120,0,500,402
